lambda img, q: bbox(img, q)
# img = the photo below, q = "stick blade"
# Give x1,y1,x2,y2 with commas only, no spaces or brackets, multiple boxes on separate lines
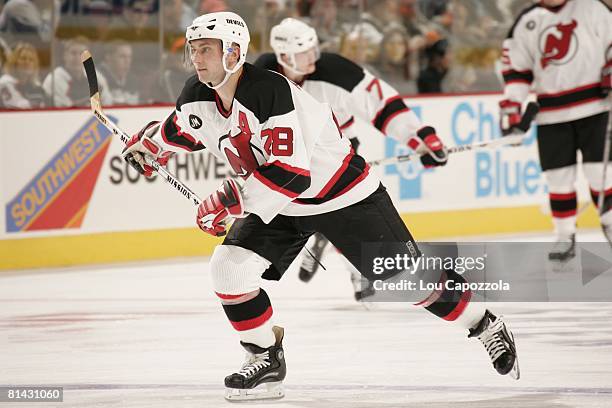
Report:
81,50,98,97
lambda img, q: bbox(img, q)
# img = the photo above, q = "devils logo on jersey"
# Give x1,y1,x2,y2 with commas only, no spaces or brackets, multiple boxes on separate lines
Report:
539,19,578,68
222,111,261,177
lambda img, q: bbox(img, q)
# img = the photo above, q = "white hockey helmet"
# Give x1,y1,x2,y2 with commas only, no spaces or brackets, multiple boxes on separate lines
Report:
185,11,250,89
270,18,319,75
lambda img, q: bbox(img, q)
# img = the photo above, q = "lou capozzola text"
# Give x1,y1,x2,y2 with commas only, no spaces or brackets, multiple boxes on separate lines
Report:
371,253,511,292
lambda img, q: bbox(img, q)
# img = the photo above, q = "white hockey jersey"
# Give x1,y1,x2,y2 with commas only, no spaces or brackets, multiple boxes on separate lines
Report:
254,52,422,145
501,0,611,125
149,63,380,223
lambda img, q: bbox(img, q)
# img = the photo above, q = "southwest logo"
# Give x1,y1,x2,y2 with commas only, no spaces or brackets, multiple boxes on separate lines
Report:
6,117,113,232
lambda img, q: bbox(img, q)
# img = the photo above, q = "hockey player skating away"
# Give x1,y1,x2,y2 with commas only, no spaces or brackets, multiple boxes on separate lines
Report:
122,11,520,401
500,0,612,260
254,18,448,300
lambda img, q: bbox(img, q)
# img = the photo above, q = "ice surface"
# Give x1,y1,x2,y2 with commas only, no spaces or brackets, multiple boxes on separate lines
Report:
1,230,611,407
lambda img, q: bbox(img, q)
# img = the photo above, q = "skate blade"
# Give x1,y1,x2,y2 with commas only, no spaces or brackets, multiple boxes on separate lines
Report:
224,382,284,402
509,358,520,380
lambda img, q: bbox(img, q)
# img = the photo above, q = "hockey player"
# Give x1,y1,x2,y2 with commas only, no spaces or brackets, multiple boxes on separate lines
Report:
500,0,612,259
122,11,520,401
254,18,448,299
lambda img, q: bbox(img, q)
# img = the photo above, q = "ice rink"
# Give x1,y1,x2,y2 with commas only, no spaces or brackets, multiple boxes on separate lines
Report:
2,230,611,408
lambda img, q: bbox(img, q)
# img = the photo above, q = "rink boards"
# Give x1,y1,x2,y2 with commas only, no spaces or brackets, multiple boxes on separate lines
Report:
0,94,600,269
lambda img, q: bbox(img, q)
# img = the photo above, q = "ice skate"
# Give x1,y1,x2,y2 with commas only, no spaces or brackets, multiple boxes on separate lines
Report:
469,310,520,380
548,233,576,262
350,268,375,302
299,233,328,282
224,326,286,401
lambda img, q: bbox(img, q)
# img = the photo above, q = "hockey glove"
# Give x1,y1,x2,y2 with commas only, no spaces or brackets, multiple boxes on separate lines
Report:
499,99,522,136
197,179,244,237
408,126,448,168
122,121,175,178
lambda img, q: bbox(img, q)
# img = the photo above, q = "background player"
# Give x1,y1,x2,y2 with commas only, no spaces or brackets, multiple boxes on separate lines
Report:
499,0,612,260
122,11,520,401
255,18,448,300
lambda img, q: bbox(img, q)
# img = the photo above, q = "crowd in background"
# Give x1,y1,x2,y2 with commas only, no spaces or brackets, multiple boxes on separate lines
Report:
1,0,610,109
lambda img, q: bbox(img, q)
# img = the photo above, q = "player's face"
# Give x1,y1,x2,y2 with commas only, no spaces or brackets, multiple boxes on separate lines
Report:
292,47,318,75
189,38,225,85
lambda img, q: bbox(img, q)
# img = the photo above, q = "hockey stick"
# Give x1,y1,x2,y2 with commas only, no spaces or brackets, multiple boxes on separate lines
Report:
80,50,202,207
369,102,540,166
597,97,612,216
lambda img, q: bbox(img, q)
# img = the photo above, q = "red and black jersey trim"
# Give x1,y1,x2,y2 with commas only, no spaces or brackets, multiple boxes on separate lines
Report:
339,116,355,130
161,111,205,152
502,69,533,85
295,151,369,205
372,96,410,134
221,289,273,332
537,83,605,112
253,161,311,198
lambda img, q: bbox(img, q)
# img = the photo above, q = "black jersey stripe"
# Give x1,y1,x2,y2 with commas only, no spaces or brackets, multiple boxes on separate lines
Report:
253,161,311,198
372,96,410,133
537,82,604,111
161,111,205,152
294,152,368,205
502,69,534,84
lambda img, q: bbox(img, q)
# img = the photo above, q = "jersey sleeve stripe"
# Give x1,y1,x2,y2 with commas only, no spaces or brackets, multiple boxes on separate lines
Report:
502,69,534,84
252,161,312,198
339,116,355,130
372,96,410,133
161,112,205,152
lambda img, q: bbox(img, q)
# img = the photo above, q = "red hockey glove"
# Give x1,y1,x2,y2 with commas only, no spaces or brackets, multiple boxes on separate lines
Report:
499,99,522,136
408,126,448,168
122,121,175,177
197,179,244,236
602,62,611,96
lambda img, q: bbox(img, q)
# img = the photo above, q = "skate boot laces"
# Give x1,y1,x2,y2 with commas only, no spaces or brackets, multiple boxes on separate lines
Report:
476,317,507,363
238,351,271,378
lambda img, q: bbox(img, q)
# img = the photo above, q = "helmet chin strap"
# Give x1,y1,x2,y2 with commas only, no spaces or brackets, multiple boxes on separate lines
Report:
207,71,232,90
204,45,241,90
278,55,308,76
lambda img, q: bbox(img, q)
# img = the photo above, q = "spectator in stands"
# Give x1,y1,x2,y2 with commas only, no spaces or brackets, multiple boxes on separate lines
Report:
417,38,449,93
159,36,191,102
98,40,139,104
0,41,47,108
254,0,291,53
42,36,111,106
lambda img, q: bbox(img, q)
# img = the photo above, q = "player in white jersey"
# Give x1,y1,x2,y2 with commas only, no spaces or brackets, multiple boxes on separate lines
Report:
122,11,520,401
500,0,612,259
254,18,449,301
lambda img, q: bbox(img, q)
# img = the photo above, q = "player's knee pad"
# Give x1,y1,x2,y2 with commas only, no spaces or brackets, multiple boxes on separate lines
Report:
209,245,272,296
